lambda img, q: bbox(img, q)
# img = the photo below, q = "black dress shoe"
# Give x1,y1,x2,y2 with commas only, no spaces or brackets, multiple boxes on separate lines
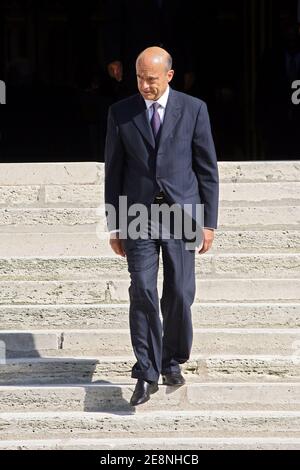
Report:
130,379,159,406
162,372,185,386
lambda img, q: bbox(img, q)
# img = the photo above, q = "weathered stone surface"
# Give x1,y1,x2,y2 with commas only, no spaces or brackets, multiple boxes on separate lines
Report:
0,186,40,206
0,304,128,329
0,230,299,257
60,328,300,356
1,356,300,385
76,160,300,185
0,257,129,281
45,185,103,207
0,223,100,234
0,208,102,226
0,256,199,280
1,410,300,440
0,279,299,304
0,437,299,450
219,206,300,229
0,163,103,185
220,182,300,206
0,233,111,257
0,162,299,186
1,328,299,357
190,303,300,328
0,206,299,230
0,303,300,330
212,230,300,253
0,254,299,281
0,280,118,304
212,254,300,278
0,160,299,448
0,383,299,412
44,181,300,207
218,161,300,183
0,331,59,356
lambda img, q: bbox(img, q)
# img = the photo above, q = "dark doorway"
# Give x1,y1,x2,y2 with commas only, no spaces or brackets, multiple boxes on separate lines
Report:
0,0,299,162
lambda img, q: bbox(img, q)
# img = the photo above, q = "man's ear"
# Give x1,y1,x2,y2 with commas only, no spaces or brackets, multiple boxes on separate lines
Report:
167,70,175,82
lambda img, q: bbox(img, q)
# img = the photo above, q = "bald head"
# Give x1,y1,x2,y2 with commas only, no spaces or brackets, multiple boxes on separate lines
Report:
136,47,173,72
136,47,174,101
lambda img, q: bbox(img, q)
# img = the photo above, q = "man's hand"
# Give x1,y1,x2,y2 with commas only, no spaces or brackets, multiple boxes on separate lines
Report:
197,228,215,254
109,232,126,257
107,61,123,82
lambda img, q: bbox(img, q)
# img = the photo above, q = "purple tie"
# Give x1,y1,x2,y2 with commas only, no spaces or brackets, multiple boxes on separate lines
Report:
150,102,161,140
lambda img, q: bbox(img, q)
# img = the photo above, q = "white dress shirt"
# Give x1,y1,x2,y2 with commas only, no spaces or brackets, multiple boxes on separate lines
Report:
144,85,170,124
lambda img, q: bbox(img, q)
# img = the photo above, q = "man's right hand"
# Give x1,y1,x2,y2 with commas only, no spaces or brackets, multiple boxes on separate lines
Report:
109,232,126,257
107,61,123,82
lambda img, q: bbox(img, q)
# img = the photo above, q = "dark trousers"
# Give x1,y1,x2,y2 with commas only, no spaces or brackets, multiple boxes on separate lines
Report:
123,201,196,382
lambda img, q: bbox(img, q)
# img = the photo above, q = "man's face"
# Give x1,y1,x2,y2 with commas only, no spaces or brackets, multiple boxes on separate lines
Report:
136,59,174,100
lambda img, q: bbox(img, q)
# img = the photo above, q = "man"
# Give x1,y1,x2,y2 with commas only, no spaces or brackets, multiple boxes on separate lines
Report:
102,0,196,96
104,47,219,406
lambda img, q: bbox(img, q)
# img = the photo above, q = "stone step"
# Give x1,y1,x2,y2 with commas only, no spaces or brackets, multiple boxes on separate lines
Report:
0,184,102,208
0,163,103,185
100,182,299,207
0,162,298,185
0,206,299,231
217,161,300,183
0,383,299,412
0,223,98,234
1,437,300,450
0,279,299,304
1,355,299,385
1,328,300,358
1,410,300,440
217,206,300,230
0,254,299,281
1,303,299,330
2,182,300,208
0,230,299,257
219,182,300,206
0,208,102,228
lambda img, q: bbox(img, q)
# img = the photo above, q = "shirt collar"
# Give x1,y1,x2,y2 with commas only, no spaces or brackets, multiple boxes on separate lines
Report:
144,85,170,110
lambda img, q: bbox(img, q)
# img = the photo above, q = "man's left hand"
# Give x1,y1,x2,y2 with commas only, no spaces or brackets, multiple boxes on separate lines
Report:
197,228,215,254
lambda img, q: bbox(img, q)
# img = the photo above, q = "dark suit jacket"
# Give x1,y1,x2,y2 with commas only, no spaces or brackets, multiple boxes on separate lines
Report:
104,87,219,232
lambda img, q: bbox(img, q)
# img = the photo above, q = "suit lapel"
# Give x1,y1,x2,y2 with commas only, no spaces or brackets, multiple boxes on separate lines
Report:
132,95,156,148
158,88,182,148
132,88,182,149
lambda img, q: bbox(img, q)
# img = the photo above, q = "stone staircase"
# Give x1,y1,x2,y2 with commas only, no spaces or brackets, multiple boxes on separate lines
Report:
0,161,300,450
